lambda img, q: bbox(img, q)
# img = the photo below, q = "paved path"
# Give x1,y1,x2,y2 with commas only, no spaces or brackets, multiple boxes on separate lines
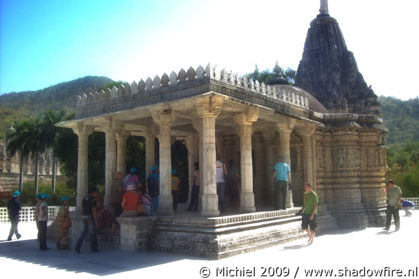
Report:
0,212,417,279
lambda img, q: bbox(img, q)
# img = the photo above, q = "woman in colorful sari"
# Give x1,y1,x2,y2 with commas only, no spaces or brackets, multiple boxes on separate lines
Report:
56,196,72,249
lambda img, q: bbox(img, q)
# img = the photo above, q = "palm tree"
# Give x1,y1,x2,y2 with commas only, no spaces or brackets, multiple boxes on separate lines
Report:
6,119,33,192
40,110,64,194
29,117,48,194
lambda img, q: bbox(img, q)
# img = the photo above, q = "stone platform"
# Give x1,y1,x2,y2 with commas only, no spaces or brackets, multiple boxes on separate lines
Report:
70,207,339,259
149,208,306,259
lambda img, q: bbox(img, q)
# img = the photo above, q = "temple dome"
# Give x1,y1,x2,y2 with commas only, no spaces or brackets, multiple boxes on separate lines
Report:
270,84,329,113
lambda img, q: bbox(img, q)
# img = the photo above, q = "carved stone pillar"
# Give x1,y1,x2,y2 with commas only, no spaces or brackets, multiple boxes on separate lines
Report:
234,107,258,212
116,131,129,176
73,124,93,211
263,129,276,208
104,120,118,209
300,126,315,185
195,95,223,216
253,132,265,208
277,119,295,208
192,120,204,211
145,130,156,177
151,108,176,215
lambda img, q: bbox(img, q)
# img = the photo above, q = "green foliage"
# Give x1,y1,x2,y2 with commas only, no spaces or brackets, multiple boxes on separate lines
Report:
379,96,419,145
386,141,419,196
246,65,296,85
101,81,129,90
0,76,113,137
171,140,189,203
126,136,146,185
0,180,76,207
88,132,106,188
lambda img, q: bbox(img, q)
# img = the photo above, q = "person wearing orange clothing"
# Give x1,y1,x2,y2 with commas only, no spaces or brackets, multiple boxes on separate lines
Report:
120,184,139,217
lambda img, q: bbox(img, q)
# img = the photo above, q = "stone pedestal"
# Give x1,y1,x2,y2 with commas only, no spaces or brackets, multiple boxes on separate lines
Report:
118,216,157,252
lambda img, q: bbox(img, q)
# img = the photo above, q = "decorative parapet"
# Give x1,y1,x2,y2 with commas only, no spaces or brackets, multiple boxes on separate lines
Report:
75,64,310,119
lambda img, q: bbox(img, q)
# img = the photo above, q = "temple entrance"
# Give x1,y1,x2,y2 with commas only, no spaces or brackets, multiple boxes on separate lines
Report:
125,136,146,184
171,140,189,203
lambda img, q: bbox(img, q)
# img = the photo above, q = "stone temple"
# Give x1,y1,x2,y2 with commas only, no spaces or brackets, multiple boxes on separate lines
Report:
58,1,387,258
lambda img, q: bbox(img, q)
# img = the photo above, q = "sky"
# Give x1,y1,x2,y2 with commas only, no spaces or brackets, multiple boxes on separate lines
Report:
1,0,418,100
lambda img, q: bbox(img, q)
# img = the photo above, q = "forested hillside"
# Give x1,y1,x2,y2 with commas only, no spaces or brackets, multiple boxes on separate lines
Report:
379,96,419,145
0,76,113,137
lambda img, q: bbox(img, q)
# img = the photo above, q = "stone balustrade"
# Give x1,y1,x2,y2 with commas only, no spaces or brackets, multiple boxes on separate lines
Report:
75,64,309,119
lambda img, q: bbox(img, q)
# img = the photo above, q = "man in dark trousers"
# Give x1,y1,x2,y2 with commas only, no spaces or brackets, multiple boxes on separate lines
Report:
272,156,291,210
384,180,402,232
7,191,22,241
75,186,100,253
38,193,50,250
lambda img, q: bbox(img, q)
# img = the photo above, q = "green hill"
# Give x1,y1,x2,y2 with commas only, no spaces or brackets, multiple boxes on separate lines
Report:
0,76,113,137
378,96,419,145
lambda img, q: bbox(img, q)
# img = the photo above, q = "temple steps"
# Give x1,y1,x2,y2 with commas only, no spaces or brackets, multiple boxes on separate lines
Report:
150,209,307,259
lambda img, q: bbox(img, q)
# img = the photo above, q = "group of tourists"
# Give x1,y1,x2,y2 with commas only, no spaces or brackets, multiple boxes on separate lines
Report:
6,190,72,251
5,157,414,251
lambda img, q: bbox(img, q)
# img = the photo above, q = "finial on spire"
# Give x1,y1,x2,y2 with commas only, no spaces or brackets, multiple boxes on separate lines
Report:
319,0,329,15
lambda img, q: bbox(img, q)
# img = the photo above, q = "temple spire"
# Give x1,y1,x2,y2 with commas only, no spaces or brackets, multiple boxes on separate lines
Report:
319,0,329,15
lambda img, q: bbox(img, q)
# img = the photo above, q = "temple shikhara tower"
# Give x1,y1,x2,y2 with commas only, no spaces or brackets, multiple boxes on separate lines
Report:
58,1,388,258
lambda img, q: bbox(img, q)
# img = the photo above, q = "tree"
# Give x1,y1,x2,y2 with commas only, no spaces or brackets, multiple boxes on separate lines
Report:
40,110,65,193
27,117,48,194
5,119,34,192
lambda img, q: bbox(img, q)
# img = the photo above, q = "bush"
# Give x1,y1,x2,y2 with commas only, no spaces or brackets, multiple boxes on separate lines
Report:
2,180,76,207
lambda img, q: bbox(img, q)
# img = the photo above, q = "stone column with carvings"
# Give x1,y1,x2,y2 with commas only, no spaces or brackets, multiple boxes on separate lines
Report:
192,120,204,210
234,107,258,212
253,132,265,208
277,120,295,208
117,131,129,176
300,126,315,185
73,124,93,211
263,129,276,208
151,108,176,215
145,130,155,177
195,95,223,216
104,120,118,209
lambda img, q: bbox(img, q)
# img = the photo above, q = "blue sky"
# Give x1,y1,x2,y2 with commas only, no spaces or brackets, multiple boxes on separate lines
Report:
1,0,419,100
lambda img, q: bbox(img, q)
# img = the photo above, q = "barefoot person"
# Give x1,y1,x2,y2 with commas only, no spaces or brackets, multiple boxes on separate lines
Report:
302,183,318,244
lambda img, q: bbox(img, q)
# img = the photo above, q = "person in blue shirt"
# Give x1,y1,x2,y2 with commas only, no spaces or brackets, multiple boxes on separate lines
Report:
7,191,22,241
271,156,291,210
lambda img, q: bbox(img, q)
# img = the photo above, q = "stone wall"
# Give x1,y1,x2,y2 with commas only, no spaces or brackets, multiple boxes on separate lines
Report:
314,115,387,228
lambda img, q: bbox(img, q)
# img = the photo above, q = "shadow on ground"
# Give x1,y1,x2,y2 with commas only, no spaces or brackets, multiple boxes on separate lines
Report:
0,238,198,276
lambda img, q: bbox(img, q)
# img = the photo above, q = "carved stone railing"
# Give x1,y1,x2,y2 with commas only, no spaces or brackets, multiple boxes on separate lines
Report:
75,64,309,119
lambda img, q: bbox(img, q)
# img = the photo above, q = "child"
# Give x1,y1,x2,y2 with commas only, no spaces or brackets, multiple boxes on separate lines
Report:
401,199,415,217
138,187,153,216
